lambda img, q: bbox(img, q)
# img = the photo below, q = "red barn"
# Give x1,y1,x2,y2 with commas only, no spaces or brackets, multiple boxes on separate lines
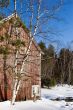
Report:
0,14,42,101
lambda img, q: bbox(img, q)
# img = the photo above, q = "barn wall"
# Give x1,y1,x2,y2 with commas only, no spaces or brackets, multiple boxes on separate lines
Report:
0,21,41,101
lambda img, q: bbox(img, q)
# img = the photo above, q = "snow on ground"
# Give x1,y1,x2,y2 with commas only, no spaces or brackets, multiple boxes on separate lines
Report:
1,84,73,110
0,99,70,110
41,84,73,100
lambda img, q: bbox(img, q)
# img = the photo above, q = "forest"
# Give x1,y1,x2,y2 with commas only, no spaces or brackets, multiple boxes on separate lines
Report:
38,41,73,87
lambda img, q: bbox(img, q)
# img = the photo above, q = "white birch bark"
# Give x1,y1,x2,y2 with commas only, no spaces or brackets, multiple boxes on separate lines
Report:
11,26,20,104
11,0,41,105
11,50,19,104
11,78,18,104
7,24,19,105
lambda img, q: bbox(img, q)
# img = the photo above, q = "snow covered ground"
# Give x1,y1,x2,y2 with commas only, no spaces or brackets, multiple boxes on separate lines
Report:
41,84,73,100
1,84,73,110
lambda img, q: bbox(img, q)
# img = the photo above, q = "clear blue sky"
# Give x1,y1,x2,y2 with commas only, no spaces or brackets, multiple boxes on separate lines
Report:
42,0,73,48
58,0,73,47
0,0,73,49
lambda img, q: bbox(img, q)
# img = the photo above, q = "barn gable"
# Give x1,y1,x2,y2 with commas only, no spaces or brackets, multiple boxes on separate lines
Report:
0,13,42,53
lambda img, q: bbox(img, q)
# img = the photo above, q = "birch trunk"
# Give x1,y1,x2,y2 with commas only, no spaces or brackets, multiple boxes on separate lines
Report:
11,50,19,104
11,79,21,104
11,0,41,104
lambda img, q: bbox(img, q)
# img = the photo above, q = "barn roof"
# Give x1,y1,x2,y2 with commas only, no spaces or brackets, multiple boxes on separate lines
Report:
0,13,43,54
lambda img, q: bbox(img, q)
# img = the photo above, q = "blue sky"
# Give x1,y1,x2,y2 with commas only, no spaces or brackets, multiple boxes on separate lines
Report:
42,0,73,48
0,0,73,49
58,0,73,47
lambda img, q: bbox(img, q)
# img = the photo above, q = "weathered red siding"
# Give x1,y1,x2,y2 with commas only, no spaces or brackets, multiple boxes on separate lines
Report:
0,19,41,101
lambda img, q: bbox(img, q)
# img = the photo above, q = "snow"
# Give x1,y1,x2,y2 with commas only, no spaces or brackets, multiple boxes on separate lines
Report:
41,84,73,99
1,84,73,110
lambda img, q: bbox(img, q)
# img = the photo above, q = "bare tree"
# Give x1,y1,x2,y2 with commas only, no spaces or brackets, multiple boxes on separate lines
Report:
11,0,64,104
0,0,64,104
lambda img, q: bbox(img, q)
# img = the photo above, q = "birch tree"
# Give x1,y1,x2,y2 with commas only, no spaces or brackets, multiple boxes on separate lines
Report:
0,0,64,104
11,0,64,104
11,0,42,104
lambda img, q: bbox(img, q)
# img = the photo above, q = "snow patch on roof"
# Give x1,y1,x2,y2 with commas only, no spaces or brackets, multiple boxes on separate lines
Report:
0,13,16,23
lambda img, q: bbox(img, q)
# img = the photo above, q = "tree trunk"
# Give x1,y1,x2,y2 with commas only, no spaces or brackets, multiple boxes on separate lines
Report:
11,79,21,105
3,55,8,101
68,62,71,85
0,85,4,101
